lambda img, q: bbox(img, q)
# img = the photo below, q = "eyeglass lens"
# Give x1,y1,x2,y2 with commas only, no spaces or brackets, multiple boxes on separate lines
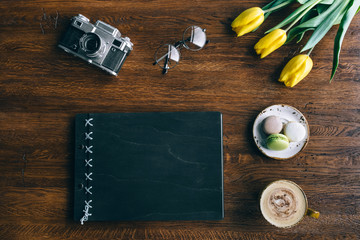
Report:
183,26,207,50
154,44,180,70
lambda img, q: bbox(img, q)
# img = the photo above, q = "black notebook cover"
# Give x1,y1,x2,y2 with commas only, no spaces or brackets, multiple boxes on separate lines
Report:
74,112,223,223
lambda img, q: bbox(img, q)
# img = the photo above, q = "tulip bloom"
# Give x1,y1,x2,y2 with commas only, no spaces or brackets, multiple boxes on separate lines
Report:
254,29,286,58
231,7,264,37
279,54,313,87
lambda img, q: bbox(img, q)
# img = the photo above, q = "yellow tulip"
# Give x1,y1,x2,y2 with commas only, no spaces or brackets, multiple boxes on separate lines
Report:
279,54,313,87
231,7,264,37
254,29,286,58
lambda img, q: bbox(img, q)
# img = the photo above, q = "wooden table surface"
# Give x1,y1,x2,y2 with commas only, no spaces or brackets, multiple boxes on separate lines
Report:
1,0,359,239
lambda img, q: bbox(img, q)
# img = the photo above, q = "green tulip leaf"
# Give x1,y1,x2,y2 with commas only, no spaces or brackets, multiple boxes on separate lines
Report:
331,0,360,81
253,0,294,32
334,9,347,25
301,8,319,23
318,0,334,4
301,0,350,52
287,0,347,43
316,4,329,14
263,0,294,20
286,1,342,44
297,8,318,42
297,0,312,4
293,0,343,30
286,27,314,43
296,28,314,42
266,0,322,33
299,0,333,4
286,9,317,43
263,0,292,10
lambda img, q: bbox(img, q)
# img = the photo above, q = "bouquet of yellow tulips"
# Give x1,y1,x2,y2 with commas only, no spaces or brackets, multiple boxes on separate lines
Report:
232,0,360,87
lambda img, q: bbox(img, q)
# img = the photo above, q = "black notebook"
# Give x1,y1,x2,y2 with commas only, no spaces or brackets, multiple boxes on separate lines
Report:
74,112,224,224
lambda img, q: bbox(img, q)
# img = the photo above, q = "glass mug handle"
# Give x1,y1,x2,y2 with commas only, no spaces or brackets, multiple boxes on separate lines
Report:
306,208,320,219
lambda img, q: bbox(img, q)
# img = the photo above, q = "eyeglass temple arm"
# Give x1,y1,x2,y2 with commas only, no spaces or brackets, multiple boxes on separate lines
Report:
162,46,170,74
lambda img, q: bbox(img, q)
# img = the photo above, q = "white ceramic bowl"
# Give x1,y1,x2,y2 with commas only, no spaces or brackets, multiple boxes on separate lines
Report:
253,104,309,160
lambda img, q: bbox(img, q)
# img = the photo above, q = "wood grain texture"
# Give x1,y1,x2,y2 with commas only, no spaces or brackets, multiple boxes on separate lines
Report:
0,0,359,239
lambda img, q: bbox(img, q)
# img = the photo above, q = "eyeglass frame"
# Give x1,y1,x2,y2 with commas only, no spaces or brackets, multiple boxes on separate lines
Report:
153,25,209,74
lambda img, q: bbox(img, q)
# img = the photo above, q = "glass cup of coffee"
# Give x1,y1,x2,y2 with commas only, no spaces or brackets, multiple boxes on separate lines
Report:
260,180,319,228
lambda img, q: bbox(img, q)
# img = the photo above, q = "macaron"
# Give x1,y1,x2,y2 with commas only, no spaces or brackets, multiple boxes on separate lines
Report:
266,134,289,151
263,116,283,135
284,121,306,142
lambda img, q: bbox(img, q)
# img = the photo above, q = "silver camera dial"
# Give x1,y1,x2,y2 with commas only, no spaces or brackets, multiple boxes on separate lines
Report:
76,14,90,22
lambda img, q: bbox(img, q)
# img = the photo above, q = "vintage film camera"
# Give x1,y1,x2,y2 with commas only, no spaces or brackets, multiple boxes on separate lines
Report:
58,14,133,76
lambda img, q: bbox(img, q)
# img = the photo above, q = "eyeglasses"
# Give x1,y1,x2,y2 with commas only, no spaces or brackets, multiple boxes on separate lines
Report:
153,26,208,74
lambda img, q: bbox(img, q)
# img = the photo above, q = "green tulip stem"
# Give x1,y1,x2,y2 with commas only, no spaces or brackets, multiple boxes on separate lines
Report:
284,0,322,32
263,1,292,13
307,47,315,56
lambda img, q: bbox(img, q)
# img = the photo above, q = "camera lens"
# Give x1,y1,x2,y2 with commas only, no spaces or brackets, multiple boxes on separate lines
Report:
85,37,99,52
80,33,102,56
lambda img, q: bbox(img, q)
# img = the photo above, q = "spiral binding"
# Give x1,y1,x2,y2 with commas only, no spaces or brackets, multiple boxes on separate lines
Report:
80,117,94,225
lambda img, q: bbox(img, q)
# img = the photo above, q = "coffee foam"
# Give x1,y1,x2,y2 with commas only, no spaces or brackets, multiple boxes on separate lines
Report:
260,180,307,228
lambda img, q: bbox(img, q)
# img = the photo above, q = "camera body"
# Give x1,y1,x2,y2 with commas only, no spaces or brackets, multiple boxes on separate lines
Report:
58,14,133,76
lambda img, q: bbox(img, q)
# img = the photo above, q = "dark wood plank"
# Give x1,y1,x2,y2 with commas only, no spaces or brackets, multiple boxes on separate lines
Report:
0,0,359,239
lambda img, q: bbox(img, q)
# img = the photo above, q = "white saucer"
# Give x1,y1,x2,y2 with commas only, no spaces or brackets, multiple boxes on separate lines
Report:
253,104,310,160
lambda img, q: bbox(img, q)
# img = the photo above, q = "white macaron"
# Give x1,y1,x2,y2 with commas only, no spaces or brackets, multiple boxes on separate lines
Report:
284,122,306,142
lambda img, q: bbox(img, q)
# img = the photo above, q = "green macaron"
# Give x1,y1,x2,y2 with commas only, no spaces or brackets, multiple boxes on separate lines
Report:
266,134,289,151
